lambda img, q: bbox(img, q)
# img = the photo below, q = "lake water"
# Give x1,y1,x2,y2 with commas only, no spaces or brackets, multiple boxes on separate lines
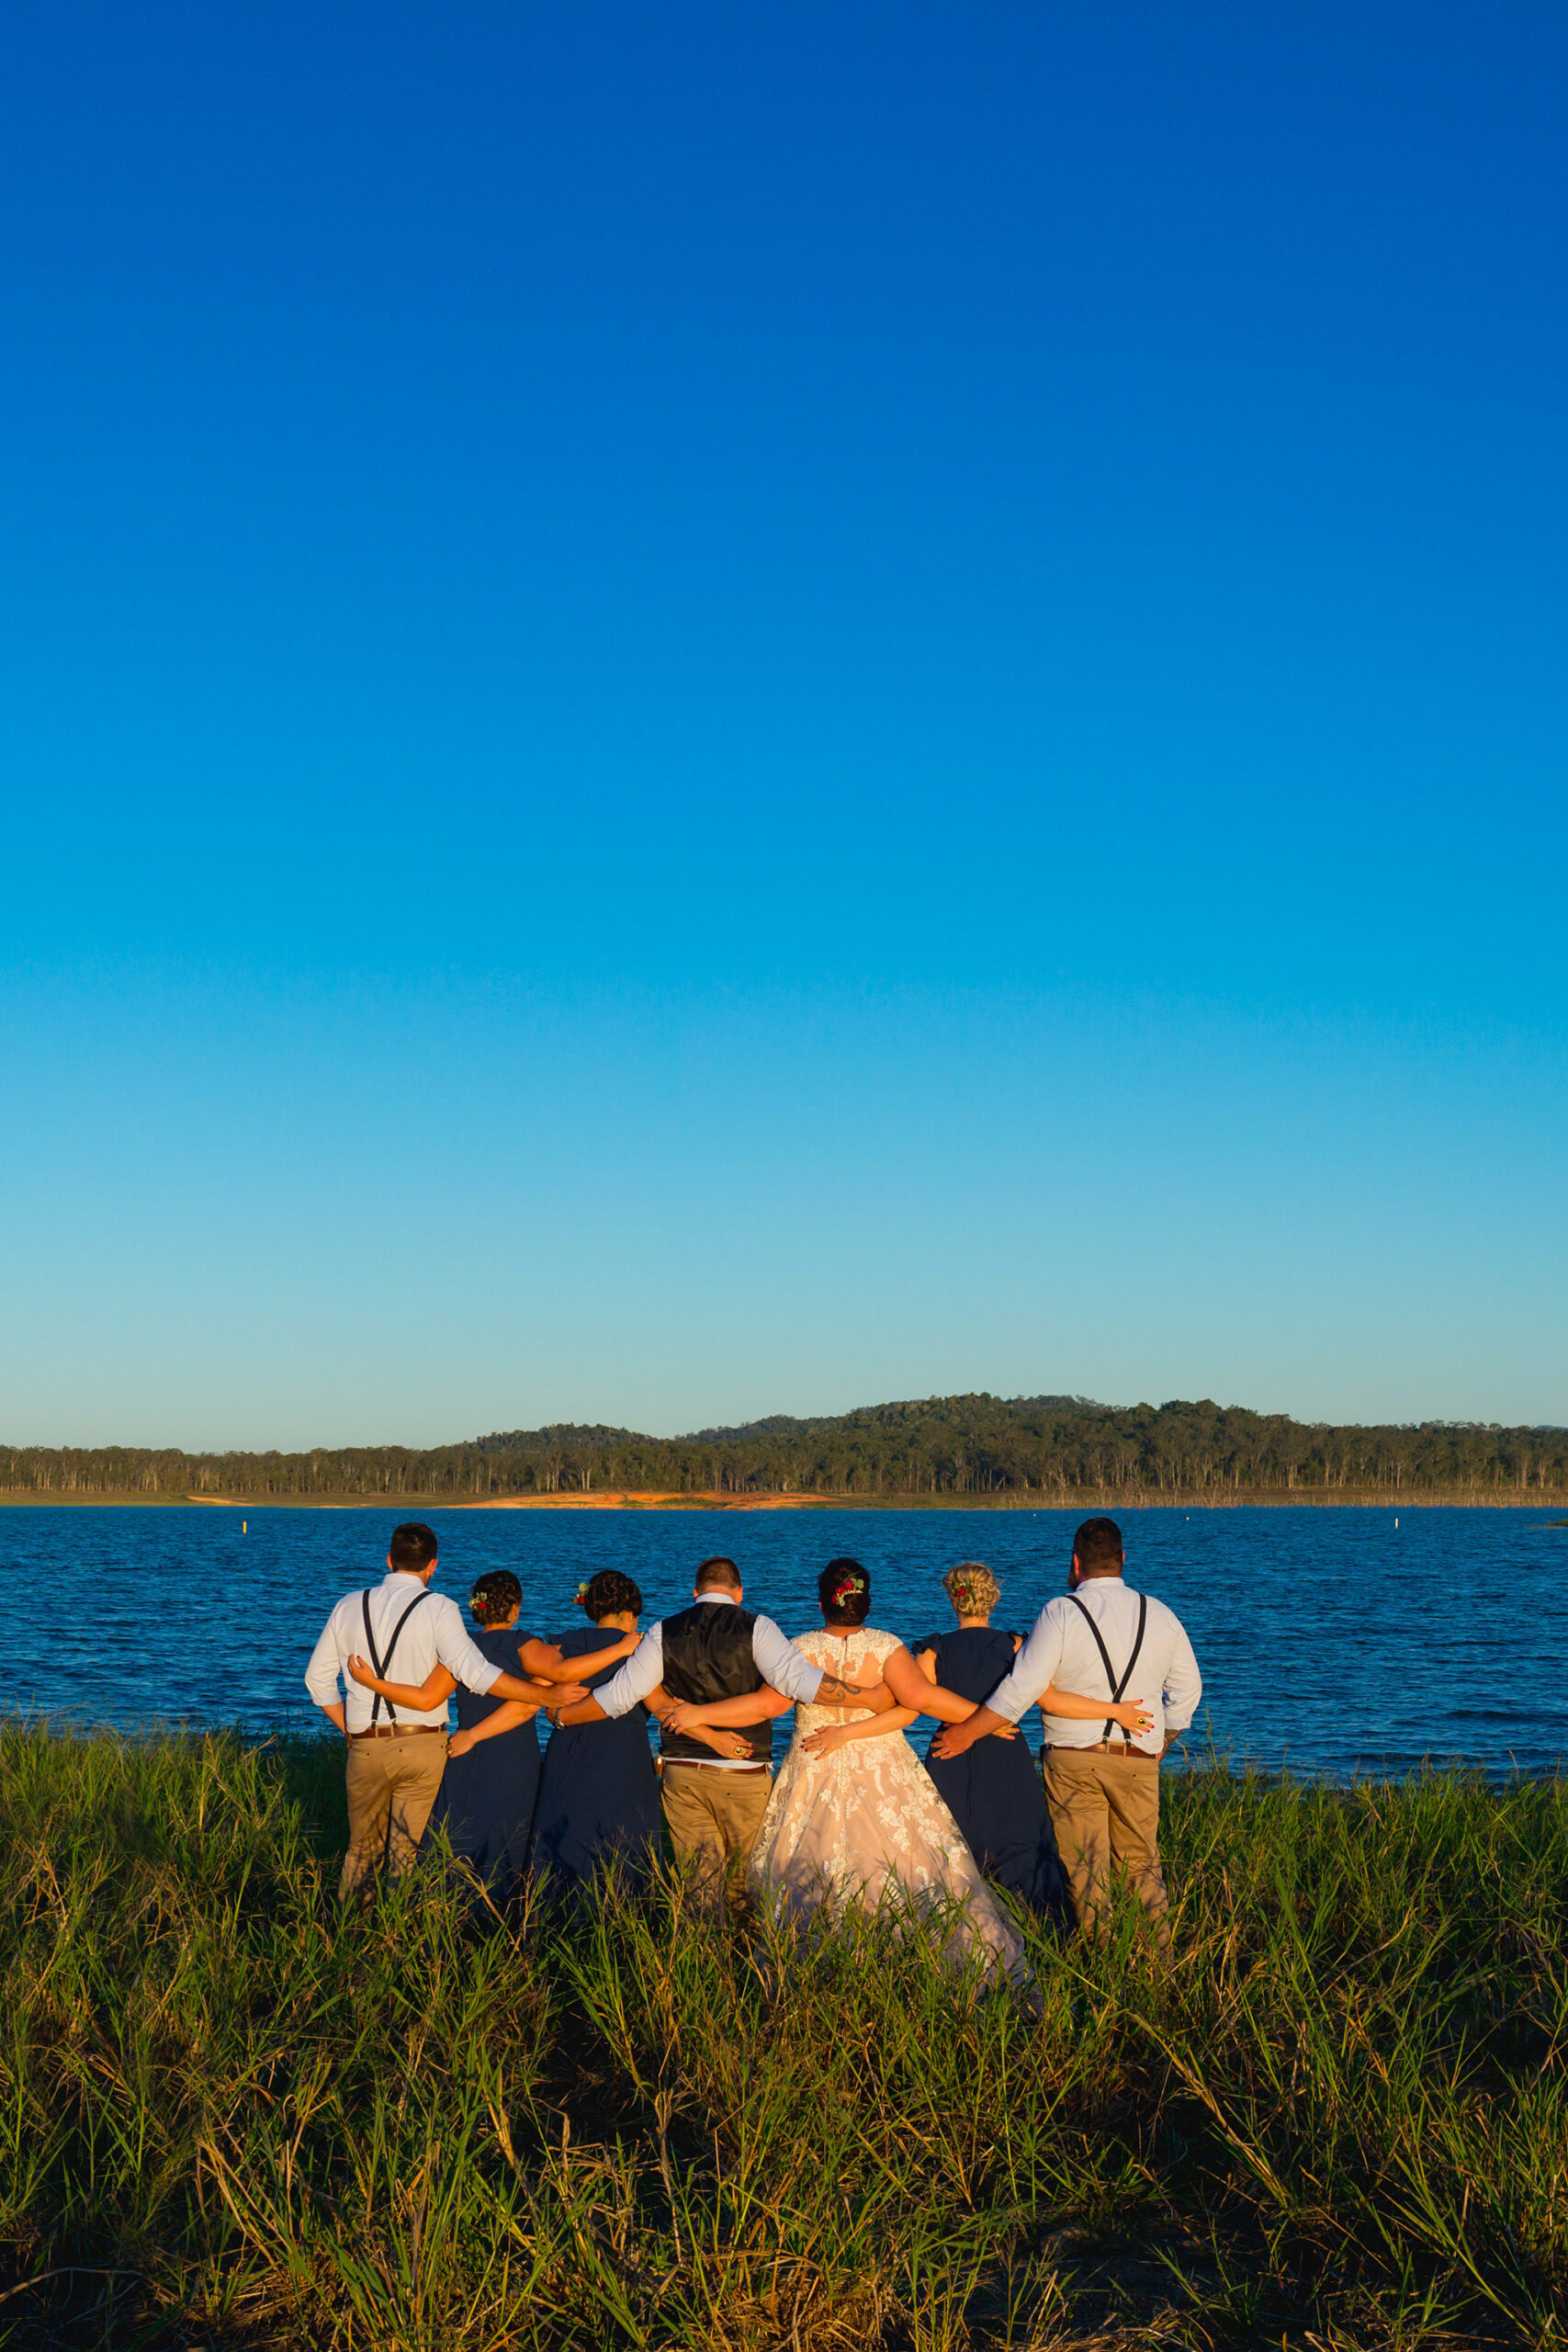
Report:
4,1503,1564,1781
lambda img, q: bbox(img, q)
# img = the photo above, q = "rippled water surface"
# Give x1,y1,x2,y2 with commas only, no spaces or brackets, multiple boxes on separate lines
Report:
4,1503,1564,1779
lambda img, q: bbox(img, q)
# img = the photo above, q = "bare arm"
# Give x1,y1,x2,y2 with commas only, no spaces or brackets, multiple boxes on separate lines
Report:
519,1634,638,1684
876,1643,1003,1724
801,1705,919,1758
345,1658,457,1711
1043,1684,1150,1725
660,1686,795,1733
931,1688,1152,1759
644,1683,783,1756
448,1697,540,1757
347,1655,585,1712
317,1701,347,1738
815,1665,883,1703
553,1693,608,1726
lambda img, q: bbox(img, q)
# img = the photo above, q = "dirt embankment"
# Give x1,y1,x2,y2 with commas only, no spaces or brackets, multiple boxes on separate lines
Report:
451,1490,835,1511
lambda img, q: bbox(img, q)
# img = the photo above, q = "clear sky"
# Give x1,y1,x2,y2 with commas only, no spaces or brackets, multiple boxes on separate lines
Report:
3,1,1564,1448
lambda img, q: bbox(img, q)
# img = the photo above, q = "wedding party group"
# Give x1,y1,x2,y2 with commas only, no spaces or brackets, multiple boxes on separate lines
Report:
303,1517,1203,1976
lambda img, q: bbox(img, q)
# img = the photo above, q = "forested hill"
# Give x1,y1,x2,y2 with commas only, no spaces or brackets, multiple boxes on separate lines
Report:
2,1395,1564,1500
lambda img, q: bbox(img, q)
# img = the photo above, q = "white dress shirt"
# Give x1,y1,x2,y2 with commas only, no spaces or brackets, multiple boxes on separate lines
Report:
984,1577,1202,1757
593,1591,829,1769
304,1570,507,1734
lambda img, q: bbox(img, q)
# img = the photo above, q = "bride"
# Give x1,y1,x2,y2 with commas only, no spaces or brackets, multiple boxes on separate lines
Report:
723,1559,1149,1982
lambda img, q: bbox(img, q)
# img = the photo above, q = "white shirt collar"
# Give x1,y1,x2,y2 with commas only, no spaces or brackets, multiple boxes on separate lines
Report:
695,1590,739,1606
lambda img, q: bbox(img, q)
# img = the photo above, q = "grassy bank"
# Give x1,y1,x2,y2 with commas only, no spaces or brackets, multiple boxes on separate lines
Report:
2,1735,1565,2349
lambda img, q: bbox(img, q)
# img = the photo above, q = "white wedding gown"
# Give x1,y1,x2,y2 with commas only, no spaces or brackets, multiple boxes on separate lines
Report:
747,1625,1029,1984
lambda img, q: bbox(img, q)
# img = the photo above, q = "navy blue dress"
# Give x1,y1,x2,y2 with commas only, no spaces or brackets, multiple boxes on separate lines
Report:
426,1623,541,1904
919,1627,1067,1915
528,1624,661,1894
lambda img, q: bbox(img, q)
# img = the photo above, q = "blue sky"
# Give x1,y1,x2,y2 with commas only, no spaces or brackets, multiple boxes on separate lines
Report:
3,1,1564,1446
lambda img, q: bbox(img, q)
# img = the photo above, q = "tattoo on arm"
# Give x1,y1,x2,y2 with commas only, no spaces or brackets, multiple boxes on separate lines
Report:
816,1673,863,1704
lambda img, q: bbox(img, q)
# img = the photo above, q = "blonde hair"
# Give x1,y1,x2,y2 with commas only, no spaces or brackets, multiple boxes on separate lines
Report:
942,1561,1000,1620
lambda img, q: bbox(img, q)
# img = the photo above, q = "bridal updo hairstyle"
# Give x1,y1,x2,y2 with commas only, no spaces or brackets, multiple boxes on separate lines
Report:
468,1570,523,1627
818,1557,872,1627
943,1560,1000,1619
576,1569,643,1622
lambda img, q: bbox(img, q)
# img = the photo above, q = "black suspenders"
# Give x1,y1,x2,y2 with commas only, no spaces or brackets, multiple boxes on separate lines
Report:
1068,1592,1147,1743
360,1589,431,1726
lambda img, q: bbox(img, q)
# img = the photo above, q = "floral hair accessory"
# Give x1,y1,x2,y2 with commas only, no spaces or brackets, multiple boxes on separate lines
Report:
829,1571,867,1606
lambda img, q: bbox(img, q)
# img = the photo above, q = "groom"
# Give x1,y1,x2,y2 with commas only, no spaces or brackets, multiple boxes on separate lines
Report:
931,1517,1201,1941
557,1554,879,1913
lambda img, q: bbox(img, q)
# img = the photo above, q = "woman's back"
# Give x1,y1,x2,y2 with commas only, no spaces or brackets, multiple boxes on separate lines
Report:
553,1623,639,1685
921,1624,1065,1917
790,1625,903,1743
529,1622,660,1892
919,1625,1018,1706
432,1621,542,1899
453,1624,538,1734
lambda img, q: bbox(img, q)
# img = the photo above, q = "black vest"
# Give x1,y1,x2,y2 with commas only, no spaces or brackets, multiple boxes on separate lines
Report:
659,1600,771,1764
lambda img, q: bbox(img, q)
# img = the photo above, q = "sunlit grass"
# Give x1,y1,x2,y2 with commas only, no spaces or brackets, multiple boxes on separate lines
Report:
0,1725,1564,2347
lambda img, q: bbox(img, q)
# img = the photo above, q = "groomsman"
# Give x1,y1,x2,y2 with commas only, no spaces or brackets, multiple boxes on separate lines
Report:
304,1521,556,1903
558,1555,879,1913
931,1518,1201,1942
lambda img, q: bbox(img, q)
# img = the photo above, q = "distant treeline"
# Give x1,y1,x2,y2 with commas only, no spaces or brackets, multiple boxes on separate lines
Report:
2,1394,1565,1500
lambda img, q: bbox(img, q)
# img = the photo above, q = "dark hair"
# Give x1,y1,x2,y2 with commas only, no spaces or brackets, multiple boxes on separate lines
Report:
818,1556,871,1627
694,1555,742,1593
469,1569,522,1628
389,1521,439,1574
1073,1516,1124,1574
576,1569,643,1622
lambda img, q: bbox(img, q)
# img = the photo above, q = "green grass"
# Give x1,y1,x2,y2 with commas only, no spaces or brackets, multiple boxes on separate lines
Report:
1,1730,1565,2349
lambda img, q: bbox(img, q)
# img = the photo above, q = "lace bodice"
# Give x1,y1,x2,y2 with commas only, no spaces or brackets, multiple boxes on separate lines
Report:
790,1624,904,1739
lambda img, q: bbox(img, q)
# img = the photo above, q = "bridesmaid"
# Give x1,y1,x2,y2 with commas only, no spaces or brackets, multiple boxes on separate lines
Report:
529,1571,753,1894
914,1562,1068,1917
348,1568,635,1910
528,1570,662,1894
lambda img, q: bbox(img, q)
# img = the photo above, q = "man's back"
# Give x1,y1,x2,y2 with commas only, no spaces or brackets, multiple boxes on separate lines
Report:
305,1570,502,1733
1002,1579,1201,1755
660,1600,770,1763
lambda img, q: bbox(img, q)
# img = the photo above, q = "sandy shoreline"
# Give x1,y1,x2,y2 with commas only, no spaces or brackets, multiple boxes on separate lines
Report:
0,1490,1561,1513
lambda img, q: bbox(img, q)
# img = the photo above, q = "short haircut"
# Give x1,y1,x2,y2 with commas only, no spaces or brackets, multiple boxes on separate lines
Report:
819,1557,872,1627
1073,1516,1124,1574
943,1560,1000,1619
389,1521,439,1575
579,1569,643,1622
694,1555,742,1594
469,1569,522,1628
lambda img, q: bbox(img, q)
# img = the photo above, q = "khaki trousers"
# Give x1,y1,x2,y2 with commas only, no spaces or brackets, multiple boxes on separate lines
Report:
660,1764,772,1914
340,1733,448,1903
1042,1746,1168,1943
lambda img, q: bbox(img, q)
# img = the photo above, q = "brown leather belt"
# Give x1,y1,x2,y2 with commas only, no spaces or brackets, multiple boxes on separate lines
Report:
1049,1741,1156,1759
350,1724,446,1742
